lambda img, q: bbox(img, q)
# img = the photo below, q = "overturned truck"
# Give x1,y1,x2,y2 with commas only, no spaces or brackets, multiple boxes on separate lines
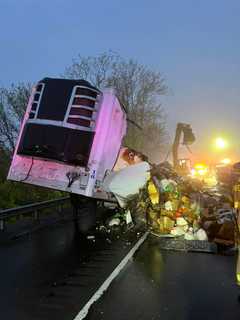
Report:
7,78,127,202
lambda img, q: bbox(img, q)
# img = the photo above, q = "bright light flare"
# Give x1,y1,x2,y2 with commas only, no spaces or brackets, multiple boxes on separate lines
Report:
190,168,196,176
220,158,231,165
192,163,208,177
215,137,227,149
198,169,207,176
194,163,206,170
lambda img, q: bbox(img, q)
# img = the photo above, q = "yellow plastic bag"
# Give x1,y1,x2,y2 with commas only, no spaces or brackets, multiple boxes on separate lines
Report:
157,216,175,233
237,272,240,286
148,180,159,205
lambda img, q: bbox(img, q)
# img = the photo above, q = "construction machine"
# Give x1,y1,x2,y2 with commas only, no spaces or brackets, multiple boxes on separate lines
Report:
172,122,195,175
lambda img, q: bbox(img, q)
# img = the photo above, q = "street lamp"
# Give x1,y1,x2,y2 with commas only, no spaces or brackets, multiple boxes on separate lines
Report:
215,137,227,149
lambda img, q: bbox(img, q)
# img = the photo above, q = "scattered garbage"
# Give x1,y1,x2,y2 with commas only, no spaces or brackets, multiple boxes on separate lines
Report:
108,218,121,227
150,235,218,253
86,235,95,241
96,160,238,254
124,161,237,252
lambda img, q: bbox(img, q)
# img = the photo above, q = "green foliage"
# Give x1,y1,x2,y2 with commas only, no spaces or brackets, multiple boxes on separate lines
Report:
0,180,64,209
0,83,65,209
0,151,64,210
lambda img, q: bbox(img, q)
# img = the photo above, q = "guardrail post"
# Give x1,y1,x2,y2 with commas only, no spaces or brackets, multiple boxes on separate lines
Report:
58,205,63,214
0,197,69,229
34,210,39,221
0,219,5,231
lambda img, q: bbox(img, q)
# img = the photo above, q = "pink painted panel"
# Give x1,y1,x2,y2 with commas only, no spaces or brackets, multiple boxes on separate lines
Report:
7,84,127,198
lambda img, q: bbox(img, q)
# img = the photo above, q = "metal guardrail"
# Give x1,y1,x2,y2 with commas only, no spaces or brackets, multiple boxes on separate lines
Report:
0,197,70,231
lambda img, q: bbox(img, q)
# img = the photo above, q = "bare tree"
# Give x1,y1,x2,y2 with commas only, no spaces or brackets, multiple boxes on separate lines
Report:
0,83,31,152
0,83,65,208
64,51,119,88
64,52,168,162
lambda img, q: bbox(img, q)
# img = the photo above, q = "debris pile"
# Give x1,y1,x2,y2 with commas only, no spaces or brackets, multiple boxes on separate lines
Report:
125,161,236,248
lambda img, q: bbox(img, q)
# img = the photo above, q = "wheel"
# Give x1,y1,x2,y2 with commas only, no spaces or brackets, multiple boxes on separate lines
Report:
70,194,97,234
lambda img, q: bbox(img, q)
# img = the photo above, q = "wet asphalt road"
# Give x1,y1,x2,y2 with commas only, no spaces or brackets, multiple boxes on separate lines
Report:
86,236,240,320
0,219,239,320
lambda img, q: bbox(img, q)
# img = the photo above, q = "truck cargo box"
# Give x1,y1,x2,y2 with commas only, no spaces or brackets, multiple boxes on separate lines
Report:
7,78,127,199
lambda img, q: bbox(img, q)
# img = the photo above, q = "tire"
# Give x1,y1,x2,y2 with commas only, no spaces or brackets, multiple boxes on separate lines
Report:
70,194,97,234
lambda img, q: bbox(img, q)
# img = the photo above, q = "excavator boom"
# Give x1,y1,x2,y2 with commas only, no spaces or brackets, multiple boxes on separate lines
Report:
172,122,195,174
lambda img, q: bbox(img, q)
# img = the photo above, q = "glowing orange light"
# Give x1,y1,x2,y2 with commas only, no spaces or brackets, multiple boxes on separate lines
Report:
220,158,231,165
194,163,206,170
193,163,208,176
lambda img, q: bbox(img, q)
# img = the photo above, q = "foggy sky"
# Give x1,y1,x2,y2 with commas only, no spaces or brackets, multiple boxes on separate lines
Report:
0,0,239,163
